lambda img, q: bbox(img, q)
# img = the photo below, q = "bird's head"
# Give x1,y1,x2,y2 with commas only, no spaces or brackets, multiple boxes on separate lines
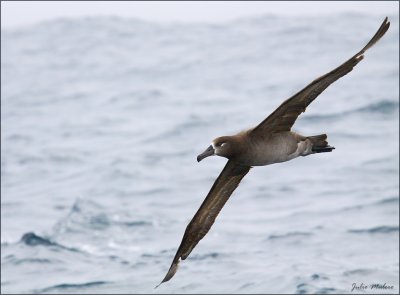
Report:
197,136,240,162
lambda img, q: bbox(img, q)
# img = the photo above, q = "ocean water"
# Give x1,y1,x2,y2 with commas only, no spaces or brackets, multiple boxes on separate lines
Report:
1,13,399,294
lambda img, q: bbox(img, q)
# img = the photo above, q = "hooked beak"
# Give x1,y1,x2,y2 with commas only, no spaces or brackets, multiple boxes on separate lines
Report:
197,145,215,162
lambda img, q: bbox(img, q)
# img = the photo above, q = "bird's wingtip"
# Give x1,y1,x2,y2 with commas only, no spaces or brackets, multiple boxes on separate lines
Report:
156,258,181,289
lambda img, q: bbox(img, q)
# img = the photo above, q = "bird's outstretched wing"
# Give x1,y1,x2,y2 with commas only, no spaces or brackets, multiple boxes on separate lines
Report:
250,17,390,137
157,160,251,287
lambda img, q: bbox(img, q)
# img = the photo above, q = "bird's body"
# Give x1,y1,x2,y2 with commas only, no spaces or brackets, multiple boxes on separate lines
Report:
218,131,327,166
157,17,390,287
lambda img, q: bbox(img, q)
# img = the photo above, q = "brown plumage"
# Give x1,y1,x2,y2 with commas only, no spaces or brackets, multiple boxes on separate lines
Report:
156,161,250,287
157,17,390,287
250,17,390,137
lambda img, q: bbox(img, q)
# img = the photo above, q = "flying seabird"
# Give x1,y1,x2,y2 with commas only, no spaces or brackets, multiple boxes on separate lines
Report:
157,17,390,287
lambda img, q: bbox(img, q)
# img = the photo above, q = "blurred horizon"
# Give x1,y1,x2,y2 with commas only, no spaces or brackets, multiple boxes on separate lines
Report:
1,1,398,29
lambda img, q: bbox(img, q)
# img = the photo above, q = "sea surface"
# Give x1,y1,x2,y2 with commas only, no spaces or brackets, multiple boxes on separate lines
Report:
1,13,399,294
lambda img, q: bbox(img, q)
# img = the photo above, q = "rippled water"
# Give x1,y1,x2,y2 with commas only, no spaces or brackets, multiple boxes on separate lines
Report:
1,13,399,294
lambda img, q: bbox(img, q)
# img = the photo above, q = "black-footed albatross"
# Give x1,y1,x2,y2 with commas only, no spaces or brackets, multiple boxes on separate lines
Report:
157,17,390,287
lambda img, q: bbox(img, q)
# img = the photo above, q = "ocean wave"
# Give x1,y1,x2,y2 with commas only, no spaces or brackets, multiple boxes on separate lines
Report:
375,197,399,205
238,282,256,290
303,100,399,122
296,281,337,294
347,225,399,234
38,281,109,293
343,268,377,276
316,287,338,294
0,256,64,267
311,273,329,281
19,232,81,253
362,155,398,167
190,252,220,260
52,198,152,237
20,232,58,247
266,231,313,240
341,196,399,211
15,258,54,265
355,100,399,114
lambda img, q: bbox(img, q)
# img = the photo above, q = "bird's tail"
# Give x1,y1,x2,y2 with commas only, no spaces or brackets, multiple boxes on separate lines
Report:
308,134,335,153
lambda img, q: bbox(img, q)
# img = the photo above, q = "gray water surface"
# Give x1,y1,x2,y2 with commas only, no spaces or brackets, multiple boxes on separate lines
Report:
1,13,399,294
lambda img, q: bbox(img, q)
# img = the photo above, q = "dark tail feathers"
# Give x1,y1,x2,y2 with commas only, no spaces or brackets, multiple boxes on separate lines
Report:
308,134,335,153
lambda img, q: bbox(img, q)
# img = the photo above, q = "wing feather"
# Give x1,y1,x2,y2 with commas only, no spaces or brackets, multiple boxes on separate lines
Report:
157,160,251,287
250,17,390,137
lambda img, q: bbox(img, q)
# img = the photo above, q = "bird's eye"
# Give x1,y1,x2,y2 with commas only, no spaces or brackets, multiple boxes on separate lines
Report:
220,142,227,147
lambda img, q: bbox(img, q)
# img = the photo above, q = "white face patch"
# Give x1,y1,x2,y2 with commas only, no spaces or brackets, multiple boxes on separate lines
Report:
212,142,227,149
